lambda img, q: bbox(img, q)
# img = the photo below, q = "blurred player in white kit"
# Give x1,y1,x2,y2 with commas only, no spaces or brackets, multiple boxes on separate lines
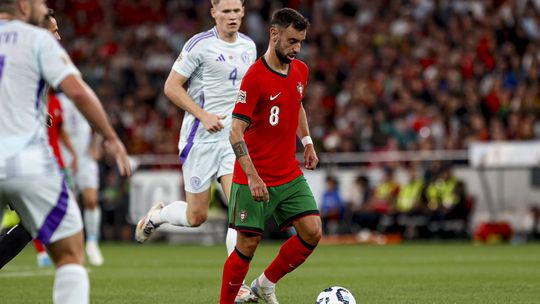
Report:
0,0,131,303
59,92,104,266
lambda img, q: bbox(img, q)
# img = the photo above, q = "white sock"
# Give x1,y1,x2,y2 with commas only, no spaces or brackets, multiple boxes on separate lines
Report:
158,201,191,227
53,264,89,304
258,273,275,287
84,208,101,242
226,228,237,256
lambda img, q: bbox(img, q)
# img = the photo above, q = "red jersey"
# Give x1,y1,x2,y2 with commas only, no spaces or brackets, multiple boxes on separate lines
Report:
47,92,65,169
232,57,308,186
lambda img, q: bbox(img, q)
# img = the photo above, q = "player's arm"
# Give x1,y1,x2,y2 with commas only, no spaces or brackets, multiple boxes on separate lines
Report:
59,75,131,176
164,70,225,134
230,118,269,202
59,126,78,173
297,103,318,170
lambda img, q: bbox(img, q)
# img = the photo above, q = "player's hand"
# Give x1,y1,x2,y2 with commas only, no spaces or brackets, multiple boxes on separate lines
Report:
303,144,318,170
70,155,78,174
103,138,132,176
247,174,269,202
201,113,226,134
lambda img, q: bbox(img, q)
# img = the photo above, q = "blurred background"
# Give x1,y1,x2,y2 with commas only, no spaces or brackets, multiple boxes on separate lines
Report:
45,0,540,245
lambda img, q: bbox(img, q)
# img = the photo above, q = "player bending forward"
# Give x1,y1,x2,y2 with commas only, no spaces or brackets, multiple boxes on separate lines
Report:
220,8,322,304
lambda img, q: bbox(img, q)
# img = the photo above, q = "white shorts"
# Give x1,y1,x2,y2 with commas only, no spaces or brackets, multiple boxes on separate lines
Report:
179,140,235,193
0,141,83,245
72,157,99,191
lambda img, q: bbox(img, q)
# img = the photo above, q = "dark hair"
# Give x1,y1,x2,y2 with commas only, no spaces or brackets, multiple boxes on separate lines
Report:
270,8,309,31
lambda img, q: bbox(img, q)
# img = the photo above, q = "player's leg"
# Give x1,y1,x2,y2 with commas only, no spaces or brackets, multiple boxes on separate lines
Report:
219,173,258,303
221,182,268,304
78,159,103,266
136,142,217,242
252,176,321,303
0,224,33,269
3,173,89,304
47,231,89,304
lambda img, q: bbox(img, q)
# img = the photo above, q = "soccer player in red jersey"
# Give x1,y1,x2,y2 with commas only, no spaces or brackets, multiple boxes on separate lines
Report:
220,8,321,304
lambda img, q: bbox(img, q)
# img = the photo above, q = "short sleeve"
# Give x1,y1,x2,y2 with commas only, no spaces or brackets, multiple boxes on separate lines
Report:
232,67,260,126
171,40,202,78
38,33,80,90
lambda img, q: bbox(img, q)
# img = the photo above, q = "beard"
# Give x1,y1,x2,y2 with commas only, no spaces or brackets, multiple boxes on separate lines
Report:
275,45,293,64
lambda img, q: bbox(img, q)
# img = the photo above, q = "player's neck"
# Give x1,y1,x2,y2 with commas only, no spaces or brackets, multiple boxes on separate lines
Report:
0,13,17,21
215,27,237,43
263,51,289,75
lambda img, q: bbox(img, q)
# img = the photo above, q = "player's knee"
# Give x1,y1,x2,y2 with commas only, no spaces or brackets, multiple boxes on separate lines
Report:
237,235,261,256
188,211,208,227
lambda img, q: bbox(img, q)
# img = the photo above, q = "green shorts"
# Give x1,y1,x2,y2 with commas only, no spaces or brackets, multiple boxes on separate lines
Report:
229,175,320,235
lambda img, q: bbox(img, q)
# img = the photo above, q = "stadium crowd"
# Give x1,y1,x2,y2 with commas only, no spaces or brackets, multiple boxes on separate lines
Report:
45,0,540,239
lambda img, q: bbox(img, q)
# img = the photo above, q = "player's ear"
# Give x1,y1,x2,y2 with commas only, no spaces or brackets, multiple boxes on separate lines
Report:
210,6,216,18
18,0,30,20
270,26,279,43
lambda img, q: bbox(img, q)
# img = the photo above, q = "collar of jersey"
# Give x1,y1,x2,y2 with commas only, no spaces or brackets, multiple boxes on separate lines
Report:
262,56,290,78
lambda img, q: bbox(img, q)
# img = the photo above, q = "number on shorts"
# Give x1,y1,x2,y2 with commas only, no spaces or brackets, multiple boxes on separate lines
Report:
269,106,280,126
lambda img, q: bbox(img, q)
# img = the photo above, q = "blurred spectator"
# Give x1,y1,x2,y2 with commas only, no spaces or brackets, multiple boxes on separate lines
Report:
320,176,346,235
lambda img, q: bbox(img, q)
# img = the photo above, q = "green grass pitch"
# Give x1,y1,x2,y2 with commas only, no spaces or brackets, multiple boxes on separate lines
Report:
1,242,539,303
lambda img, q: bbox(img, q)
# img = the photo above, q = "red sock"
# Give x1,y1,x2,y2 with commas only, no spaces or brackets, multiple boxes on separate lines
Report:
220,248,251,304
264,235,316,284
32,239,46,253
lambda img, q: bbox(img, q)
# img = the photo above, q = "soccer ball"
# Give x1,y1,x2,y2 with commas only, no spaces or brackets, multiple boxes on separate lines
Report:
316,286,356,304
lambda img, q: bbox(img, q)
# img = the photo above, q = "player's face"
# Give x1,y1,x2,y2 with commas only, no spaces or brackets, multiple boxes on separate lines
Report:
46,17,61,40
273,25,306,64
211,0,244,36
24,0,48,26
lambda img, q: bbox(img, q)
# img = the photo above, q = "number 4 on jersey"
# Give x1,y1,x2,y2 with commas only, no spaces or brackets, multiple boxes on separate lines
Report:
229,67,237,86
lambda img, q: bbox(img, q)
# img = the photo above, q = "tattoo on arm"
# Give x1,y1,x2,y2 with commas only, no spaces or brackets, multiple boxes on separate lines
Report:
232,140,249,158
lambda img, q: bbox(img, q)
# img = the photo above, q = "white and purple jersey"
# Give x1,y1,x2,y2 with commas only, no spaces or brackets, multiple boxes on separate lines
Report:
0,20,83,245
172,27,256,162
0,20,80,166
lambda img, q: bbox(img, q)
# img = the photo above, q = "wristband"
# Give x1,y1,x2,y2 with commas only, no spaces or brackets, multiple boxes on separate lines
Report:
301,136,313,147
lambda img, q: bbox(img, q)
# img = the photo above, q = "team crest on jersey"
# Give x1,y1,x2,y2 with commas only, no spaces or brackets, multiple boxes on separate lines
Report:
241,52,250,65
236,90,247,104
240,210,248,222
190,176,202,189
297,82,304,97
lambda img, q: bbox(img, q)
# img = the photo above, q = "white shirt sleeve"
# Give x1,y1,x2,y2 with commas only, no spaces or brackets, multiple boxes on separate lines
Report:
37,32,80,89
171,43,201,79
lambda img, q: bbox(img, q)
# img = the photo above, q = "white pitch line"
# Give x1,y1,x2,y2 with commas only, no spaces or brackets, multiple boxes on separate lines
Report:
0,269,54,278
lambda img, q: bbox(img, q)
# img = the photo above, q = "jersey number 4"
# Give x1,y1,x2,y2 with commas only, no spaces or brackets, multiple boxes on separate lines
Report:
269,106,280,126
0,55,5,83
229,68,237,86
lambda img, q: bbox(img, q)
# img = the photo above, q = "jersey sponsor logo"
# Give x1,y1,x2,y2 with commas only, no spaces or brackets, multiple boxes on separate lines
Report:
270,92,281,101
236,90,247,104
297,82,304,97
241,52,250,65
190,176,202,189
240,210,248,222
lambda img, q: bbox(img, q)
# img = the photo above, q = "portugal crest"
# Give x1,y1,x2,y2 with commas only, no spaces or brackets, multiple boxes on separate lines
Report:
240,210,248,222
297,82,304,97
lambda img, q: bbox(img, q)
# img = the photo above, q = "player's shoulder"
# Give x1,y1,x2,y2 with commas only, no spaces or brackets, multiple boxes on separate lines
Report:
183,28,218,53
8,20,51,39
237,32,256,47
292,59,309,73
